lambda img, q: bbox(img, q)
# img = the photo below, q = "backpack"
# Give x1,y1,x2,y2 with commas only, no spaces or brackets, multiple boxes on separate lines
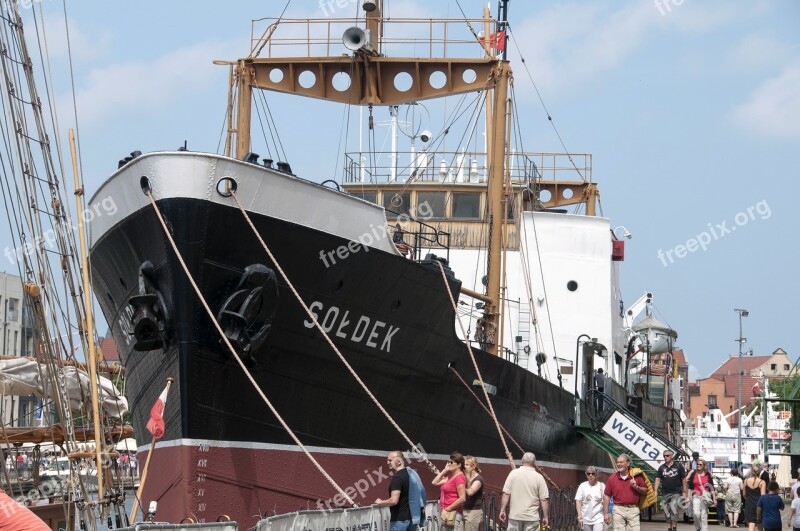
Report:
630,467,657,510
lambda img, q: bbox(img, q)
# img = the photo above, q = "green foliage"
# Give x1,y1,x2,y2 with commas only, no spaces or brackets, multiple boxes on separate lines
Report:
770,374,800,399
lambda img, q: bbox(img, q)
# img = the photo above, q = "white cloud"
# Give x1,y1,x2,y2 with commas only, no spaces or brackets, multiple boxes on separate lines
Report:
508,1,749,96
725,32,796,73
34,14,111,63
67,41,235,127
730,64,800,140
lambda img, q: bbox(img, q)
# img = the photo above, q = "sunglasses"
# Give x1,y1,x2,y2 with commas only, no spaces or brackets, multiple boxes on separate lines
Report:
586,472,597,476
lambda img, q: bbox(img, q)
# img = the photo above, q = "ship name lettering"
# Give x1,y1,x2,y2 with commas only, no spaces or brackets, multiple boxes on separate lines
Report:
303,301,400,352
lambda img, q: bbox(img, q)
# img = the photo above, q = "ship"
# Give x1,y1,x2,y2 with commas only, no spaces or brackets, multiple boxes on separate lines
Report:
87,2,674,527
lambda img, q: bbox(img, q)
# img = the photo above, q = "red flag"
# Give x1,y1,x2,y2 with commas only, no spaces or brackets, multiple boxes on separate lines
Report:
146,383,170,440
479,30,506,52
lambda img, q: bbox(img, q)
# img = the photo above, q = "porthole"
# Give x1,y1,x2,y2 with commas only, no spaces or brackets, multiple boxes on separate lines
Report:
567,281,578,292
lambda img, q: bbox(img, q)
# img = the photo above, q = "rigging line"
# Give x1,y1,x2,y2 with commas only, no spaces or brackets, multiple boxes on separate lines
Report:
261,85,288,163
452,0,483,45
434,261,515,470
227,188,441,476
448,364,576,493
255,89,277,159
505,24,586,183
144,189,358,507
250,0,295,58
252,92,275,160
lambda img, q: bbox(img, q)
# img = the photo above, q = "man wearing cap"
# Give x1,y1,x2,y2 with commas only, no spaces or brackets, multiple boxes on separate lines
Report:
690,452,700,472
654,449,686,531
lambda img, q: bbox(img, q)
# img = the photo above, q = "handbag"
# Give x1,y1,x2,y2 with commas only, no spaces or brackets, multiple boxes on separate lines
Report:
440,508,456,526
701,489,713,507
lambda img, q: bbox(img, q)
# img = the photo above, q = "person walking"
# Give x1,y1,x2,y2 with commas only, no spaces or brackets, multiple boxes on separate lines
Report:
726,468,744,528
462,456,484,531
499,452,550,531
604,453,647,531
685,458,716,531
594,369,606,412
743,467,766,531
375,450,415,531
576,466,605,531
432,451,467,530
756,481,783,531
654,449,687,531
788,488,800,531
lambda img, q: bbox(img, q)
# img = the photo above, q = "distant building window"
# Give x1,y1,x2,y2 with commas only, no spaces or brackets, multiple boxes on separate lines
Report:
451,192,481,219
350,191,377,204
416,191,445,219
784,364,790,370
7,298,18,322
770,363,776,370
383,192,411,219
708,395,717,407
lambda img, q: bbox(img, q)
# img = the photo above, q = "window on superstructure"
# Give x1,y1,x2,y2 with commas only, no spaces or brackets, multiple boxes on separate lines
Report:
350,191,377,204
505,194,517,221
416,192,445,219
451,192,481,219
383,192,411,219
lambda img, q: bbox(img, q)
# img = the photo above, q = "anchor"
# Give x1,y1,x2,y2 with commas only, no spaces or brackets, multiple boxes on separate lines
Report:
217,264,278,366
127,261,170,351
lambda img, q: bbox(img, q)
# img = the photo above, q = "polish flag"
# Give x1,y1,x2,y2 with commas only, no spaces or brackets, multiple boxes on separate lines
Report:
146,383,170,440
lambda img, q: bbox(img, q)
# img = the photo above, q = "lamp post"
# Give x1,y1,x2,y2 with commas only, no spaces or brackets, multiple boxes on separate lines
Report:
735,308,749,467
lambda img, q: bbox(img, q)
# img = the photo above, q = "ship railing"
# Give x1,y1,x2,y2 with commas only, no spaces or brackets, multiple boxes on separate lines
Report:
249,16,499,60
388,212,451,262
343,151,592,185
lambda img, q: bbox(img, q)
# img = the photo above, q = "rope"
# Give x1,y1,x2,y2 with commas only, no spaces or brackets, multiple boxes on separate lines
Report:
433,261,514,470
229,189,440,476
143,190,356,507
447,365,562,494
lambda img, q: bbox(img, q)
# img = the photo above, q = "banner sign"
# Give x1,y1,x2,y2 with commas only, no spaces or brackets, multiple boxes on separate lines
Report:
257,505,389,531
602,410,669,464
120,522,237,531
257,501,443,531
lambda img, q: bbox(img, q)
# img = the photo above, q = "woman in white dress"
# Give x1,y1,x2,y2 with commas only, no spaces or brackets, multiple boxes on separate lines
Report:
575,466,606,531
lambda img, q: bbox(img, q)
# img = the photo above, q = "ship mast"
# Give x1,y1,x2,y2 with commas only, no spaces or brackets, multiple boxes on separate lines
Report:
227,1,510,355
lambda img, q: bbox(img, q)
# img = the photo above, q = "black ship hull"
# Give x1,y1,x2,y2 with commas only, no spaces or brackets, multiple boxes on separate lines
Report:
89,153,605,527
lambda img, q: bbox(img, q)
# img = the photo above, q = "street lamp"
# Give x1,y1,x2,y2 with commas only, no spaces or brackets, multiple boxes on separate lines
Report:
735,308,749,467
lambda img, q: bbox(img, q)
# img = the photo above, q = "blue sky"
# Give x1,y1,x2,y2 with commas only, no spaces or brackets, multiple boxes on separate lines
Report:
5,0,797,382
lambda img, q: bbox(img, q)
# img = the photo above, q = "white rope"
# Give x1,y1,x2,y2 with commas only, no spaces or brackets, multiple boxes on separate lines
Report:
434,261,515,470
229,190,440,475
144,190,356,506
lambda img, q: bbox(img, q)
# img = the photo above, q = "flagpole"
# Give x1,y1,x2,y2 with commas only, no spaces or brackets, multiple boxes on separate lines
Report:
130,377,173,523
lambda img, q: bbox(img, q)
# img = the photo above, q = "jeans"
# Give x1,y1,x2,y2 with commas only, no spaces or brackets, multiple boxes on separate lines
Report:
390,520,411,531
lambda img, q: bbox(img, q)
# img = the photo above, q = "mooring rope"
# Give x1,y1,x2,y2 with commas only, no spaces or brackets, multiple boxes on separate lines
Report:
434,261,515,470
144,188,356,506
229,189,440,476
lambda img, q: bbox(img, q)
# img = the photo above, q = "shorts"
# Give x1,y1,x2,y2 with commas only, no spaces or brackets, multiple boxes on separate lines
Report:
507,519,539,531
661,494,683,521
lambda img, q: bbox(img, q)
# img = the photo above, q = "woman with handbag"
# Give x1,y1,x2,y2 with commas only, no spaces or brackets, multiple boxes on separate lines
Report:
433,451,467,530
685,459,716,531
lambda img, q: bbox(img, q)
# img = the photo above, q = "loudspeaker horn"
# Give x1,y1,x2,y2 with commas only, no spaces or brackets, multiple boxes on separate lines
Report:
343,27,367,51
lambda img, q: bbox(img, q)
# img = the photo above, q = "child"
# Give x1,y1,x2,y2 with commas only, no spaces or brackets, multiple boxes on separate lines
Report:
756,481,784,531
